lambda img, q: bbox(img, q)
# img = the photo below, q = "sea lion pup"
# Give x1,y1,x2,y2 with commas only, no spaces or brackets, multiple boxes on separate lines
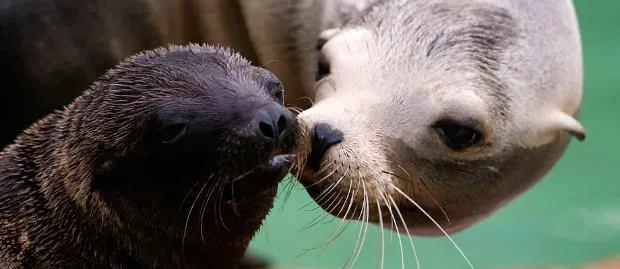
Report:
0,43,299,268
294,0,586,254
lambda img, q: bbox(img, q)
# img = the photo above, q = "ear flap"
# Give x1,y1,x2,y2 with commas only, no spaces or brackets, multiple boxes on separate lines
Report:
556,112,586,141
317,28,341,50
523,110,586,148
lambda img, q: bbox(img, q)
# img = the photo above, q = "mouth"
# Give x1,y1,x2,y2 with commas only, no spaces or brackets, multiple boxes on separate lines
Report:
226,153,296,201
264,153,296,170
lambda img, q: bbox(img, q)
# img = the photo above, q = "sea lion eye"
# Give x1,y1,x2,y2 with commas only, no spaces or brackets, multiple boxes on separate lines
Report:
265,80,284,103
158,123,188,144
274,89,283,103
433,122,482,150
316,52,330,81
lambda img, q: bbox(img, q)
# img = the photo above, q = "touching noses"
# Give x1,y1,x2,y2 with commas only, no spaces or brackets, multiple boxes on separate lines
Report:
253,105,294,146
307,123,344,171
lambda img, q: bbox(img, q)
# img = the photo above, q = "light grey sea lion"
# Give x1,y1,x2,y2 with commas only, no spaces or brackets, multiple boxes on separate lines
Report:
293,0,586,260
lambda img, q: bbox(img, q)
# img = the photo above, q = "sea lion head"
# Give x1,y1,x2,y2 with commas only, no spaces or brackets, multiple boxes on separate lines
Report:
59,44,298,255
294,1,586,236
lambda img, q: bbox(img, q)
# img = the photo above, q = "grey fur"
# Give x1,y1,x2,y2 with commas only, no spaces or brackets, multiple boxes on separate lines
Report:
296,0,585,238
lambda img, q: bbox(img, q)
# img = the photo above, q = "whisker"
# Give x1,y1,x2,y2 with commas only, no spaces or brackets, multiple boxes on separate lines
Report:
321,180,352,226
230,176,240,217
182,174,214,254
374,138,451,225
384,159,451,224
300,165,345,211
300,168,351,231
216,179,230,231
278,176,298,212
296,96,315,106
379,193,405,269
347,176,370,269
300,188,340,231
389,196,421,269
302,171,356,253
301,161,339,189
179,173,209,211
230,164,264,183
297,163,339,212
302,179,340,212
262,59,279,69
342,184,367,268
303,190,342,230
375,200,385,269
391,186,474,269
286,106,304,115
200,175,223,243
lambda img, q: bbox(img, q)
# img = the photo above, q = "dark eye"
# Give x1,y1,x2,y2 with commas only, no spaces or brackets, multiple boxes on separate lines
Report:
316,52,330,81
433,122,482,150
158,123,188,144
264,79,284,103
274,89,283,102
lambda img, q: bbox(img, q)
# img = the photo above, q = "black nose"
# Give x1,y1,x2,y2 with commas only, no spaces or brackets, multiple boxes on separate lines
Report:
254,105,294,146
307,123,344,171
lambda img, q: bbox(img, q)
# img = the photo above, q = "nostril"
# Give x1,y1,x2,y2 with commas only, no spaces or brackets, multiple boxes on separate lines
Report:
276,115,287,136
259,121,276,139
254,106,293,145
308,123,344,171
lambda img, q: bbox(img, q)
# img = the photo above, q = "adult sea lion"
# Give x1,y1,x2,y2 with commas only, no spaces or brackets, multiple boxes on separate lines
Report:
293,0,586,264
0,0,346,147
0,44,299,268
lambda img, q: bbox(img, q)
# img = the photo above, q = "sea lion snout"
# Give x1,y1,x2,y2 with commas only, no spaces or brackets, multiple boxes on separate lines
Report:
252,104,295,148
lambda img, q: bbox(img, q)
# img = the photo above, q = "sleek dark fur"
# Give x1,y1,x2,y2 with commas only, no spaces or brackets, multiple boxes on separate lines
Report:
0,44,299,269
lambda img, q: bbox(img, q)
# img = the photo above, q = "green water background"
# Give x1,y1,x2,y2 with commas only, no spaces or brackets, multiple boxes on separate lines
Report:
248,1,620,268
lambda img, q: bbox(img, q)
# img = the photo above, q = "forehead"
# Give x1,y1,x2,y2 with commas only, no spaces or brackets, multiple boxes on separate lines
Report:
325,1,517,121
127,52,269,97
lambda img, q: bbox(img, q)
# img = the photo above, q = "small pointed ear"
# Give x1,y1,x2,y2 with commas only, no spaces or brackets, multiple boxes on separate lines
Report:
554,111,586,141
523,110,586,148
317,28,341,50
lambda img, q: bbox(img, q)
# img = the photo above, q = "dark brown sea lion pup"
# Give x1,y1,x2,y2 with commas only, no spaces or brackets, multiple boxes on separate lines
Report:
0,43,299,269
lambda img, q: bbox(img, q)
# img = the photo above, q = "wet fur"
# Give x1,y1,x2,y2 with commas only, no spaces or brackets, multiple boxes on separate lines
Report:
0,44,298,268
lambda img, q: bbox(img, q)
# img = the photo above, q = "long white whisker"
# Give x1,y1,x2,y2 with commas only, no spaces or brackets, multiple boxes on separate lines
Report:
314,174,358,254
380,193,405,269
375,200,385,269
301,189,340,231
303,162,341,189
348,177,370,268
343,197,366,268
306,166,349,209
390,162,451,224
392,186,474,269
389,196,420,269
302,167,350,232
